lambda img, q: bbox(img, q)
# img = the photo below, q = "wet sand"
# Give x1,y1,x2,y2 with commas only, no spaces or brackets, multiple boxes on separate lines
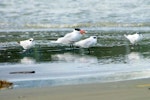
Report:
1,78,150,100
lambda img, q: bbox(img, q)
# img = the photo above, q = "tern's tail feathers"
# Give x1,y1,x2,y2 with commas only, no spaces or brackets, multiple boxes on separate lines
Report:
124,34,128,38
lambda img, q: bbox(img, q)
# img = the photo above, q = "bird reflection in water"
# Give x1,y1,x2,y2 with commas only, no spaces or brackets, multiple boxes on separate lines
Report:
20,57,36,64
51,53,98,64
126,52,143,64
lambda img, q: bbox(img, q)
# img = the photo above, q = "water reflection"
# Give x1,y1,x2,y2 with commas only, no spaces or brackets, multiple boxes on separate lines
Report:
51,53,98,63
127,52,143,63
20,57,35,64
124,41,147,63
0,45,148,65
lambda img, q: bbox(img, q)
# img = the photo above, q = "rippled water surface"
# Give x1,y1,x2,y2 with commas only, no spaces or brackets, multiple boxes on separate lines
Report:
0,0,150,89
0,0,150,29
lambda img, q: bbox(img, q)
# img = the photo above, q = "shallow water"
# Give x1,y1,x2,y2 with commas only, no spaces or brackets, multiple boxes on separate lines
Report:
0,29,150,89
0,0,150,89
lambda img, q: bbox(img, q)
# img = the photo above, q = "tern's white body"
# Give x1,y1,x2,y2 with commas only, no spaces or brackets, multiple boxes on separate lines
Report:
19,38,34,50
51,29,86,44
124,33,143,45
74,36,97,48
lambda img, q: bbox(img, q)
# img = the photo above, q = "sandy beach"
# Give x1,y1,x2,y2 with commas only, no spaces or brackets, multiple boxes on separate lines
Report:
0,78,150,100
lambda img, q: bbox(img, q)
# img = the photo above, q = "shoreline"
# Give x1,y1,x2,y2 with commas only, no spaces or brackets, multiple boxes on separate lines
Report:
1,78,150,100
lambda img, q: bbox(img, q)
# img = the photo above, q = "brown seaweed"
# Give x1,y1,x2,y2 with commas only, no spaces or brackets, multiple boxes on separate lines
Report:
0,80,13,90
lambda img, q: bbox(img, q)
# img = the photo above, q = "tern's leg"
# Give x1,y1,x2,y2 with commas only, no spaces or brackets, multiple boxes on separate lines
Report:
70,44,75,50
88,48,91,54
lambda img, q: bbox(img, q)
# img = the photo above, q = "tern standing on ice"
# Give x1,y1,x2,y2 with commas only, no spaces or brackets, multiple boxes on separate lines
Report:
74,36,97,52
51,28,86,47
124,32,143,45
19,38,34,50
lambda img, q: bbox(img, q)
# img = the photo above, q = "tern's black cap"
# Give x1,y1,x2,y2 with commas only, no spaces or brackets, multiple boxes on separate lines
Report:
75,28,81,31
137,32,141,34
93,36,97,39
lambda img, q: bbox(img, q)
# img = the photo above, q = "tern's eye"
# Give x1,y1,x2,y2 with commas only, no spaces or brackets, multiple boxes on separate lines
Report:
93,37,97,39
